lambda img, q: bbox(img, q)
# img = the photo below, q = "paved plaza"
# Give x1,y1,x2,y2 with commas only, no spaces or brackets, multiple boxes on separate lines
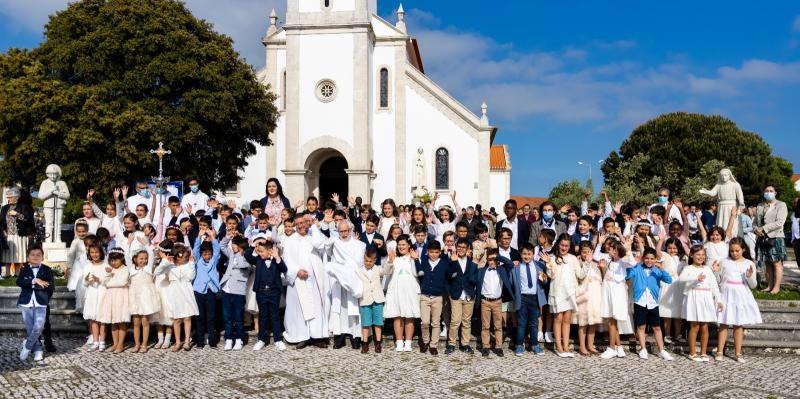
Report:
0,337,798,398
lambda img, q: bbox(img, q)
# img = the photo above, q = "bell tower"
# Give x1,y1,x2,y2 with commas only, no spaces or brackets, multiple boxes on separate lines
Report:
285,0,376,26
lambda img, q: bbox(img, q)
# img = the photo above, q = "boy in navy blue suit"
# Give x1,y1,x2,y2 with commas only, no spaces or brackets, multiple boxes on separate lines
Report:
445,238,477,354
359,215,387,264
16,247,54,362
415,240,448,355
511,243,548,356
411,224,433,263
245,238,288,351
477,248,514,357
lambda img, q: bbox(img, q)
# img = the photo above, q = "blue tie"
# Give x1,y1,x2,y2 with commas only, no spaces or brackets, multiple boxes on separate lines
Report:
525,263,533,289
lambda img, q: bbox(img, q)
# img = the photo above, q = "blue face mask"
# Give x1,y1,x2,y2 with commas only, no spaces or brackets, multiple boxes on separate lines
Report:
559,212,567,220
542,211,554,221
657,196,669,205
190,185,199,193
764,192,776,201
140,189,150,199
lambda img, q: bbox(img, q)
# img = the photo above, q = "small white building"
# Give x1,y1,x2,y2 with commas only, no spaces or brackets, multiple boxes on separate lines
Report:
235,0,511,209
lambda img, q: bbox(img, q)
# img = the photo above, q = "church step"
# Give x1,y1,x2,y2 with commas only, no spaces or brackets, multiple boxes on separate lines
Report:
742,323,800,342
0,293,76,310
0,308,85,327
758,307,800,324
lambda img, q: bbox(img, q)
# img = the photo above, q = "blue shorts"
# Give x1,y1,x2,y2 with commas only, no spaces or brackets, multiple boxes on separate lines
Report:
360,303,384,327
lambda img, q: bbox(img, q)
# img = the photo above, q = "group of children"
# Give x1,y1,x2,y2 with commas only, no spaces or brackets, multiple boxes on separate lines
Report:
15,181,766,364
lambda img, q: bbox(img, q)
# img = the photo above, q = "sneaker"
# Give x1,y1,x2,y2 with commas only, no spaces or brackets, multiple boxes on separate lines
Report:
252,341,266,351
659,350,674,361
557,351,570,358
664,336,673,345
444,345,456,355
403,340,412,352
20,346,31,361
537,331,544,342
735,355,745,364
33,351,43,362
532,345,545,355
616,346,626,358
462,345,474,354
676,336,687,343
563,352,575,358
700,355,710,362
714,352,724,361
87,342,99,352
98,343,107,352
515,345,524,357
440,326,448,338
638,349,648,360
86,335,93,346
233,339,243,351
494,348,504,357
275,341,287,352
395,341,404,352
224,340,233,351
544,332,554,343
600,347,618,359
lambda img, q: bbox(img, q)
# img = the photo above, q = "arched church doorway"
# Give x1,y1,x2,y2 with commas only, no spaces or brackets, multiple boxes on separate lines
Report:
319,156,348,203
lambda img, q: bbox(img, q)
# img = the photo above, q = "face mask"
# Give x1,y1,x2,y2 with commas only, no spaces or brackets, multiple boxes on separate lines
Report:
190,185,199,193
763,192,776,201
156,187,165,194
559,213,567,220
657,196,668,205
140,190,150,199
542,211,554,221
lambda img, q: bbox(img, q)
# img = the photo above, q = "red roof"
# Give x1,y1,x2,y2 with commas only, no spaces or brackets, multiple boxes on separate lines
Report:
510,196,548,209
792,173,800,183
490,145,509,170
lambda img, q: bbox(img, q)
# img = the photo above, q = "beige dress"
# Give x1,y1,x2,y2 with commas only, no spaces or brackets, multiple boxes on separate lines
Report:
547,253,584,313
153,259,174,325
572,260,603,326
97,267,131,324
81,262,108,321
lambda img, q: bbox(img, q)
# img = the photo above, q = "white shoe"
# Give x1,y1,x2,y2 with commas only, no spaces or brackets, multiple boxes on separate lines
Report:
564,352,575,358
233,340,243,351
403,340,413,352
664,336,673,345
98,343,106,352
86,335,93,346
556,351,569,358
224,340,233,351
537,331,544,342
87,342,99,352
544,332,554,343
616,346,626,358
659,350,674,361
600,348,617,359
33,351,43,362
395,341,404,352
252,341,266,351
275,341,287,352
20,346,31,361
735,356,745,363
638,349,648,359
440,326,448,338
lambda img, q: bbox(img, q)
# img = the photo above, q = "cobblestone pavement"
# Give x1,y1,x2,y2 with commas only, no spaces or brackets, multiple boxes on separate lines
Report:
1,337,798,399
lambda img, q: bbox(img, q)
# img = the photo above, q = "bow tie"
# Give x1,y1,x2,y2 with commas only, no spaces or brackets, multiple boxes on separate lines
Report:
487,268,497,272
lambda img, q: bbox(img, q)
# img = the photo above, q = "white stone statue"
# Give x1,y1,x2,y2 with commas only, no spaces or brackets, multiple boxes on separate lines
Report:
38,164,70,243
412,147,428,197
699,168,744,237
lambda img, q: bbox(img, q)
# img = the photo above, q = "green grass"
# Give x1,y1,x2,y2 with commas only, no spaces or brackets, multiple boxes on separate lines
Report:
752,285,800,301
0,277,68,287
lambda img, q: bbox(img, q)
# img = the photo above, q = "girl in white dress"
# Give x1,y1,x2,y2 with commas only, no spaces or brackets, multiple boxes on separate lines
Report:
599,237,635,359
429,191,461,245
657,237,686,344
66,220,90,314
167,244,198,352
127,241,159,353
153,241,176,349
381,224,403,291
704,211,737,266
378,199,408,238
96,249,130,354
382,235,421,351
543,233,583,357
81,242,108,351
679,246,722,361
573,241,603,356
715,237,761,363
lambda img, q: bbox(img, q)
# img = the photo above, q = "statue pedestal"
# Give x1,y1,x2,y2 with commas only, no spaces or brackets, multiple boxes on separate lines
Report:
43,241,68,265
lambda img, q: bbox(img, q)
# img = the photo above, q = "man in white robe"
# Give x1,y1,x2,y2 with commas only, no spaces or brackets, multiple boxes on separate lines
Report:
322,220,365,349
282,215,330,348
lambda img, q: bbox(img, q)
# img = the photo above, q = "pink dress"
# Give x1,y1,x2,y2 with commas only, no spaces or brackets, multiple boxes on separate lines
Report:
97,267,131,324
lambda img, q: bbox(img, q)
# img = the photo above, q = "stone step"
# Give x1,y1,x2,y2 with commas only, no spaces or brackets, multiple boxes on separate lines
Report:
0,293,76,310
756,300,800,309
759,307,800,324
0,308,85,328
742,323,800,342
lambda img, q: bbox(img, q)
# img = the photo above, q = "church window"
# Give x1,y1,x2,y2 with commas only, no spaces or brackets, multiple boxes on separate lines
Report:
281,70,287,110
379,68,389,108
435,147,449,190
323,0,331,9
315,79,337,103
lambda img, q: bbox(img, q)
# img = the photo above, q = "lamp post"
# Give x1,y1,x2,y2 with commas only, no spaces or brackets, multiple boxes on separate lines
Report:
577,161,592,181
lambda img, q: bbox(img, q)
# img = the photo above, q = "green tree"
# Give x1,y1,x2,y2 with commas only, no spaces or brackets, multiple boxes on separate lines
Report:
602,153,680,206
548,179,587,209
0,0,278,199
602,112,796,205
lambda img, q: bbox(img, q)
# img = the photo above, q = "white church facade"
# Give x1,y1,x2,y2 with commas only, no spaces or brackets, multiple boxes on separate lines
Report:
236,0,511,209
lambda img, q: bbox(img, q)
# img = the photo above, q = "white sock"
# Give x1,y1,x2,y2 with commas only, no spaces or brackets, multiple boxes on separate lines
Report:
164,334,172,345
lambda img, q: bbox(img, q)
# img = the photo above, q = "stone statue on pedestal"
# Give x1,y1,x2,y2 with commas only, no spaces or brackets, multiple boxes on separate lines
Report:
411,148,428,198
38,164,70,243
699,168,744,237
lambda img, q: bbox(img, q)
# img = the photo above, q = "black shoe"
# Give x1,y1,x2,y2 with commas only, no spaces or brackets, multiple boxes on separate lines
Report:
494,348,504,357
481,348,490,357
351,337,362,350
44,342,57,353
445,345,456,355
476,342,483,351
419,343,428,353
313,339,329,348
462,345,474,354
296,341,308,350
333,335,346,349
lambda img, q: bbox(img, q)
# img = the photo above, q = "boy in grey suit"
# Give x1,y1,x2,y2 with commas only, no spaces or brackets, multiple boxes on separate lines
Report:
220,233,253,351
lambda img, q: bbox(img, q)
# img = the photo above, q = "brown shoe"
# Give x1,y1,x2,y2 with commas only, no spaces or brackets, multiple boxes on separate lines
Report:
429,347,438,356
361,342,370,354
375,341,382,353
419,342,429,353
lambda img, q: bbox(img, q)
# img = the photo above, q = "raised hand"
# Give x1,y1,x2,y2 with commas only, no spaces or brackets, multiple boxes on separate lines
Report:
293,199,305,209
185,203,193,216
539,251,551,264
87,189,95,200
113,187,121,200
331,193,340,204
323,209,334,223
409,249,418,260
121,186,128,197
227,199,236,208
613,201,623,214
347,195,355,205
388,249,397,263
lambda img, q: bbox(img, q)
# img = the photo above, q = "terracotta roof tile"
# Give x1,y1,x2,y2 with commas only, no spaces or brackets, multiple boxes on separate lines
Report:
792,173,800,183
490,145,508,170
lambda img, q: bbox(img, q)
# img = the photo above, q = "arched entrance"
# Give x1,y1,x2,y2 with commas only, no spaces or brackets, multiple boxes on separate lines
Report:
318,156,348,203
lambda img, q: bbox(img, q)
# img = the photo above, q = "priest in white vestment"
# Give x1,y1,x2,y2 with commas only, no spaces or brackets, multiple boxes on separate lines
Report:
322,220,365,349
282,215,330,348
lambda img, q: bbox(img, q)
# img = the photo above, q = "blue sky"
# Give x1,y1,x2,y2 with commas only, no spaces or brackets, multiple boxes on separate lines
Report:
1,0,799,196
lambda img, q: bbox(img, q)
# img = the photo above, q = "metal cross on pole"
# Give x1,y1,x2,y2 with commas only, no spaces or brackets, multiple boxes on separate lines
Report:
149,142,172,185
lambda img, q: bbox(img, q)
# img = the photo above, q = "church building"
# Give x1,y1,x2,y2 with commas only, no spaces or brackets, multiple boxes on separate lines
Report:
236,0,512,209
